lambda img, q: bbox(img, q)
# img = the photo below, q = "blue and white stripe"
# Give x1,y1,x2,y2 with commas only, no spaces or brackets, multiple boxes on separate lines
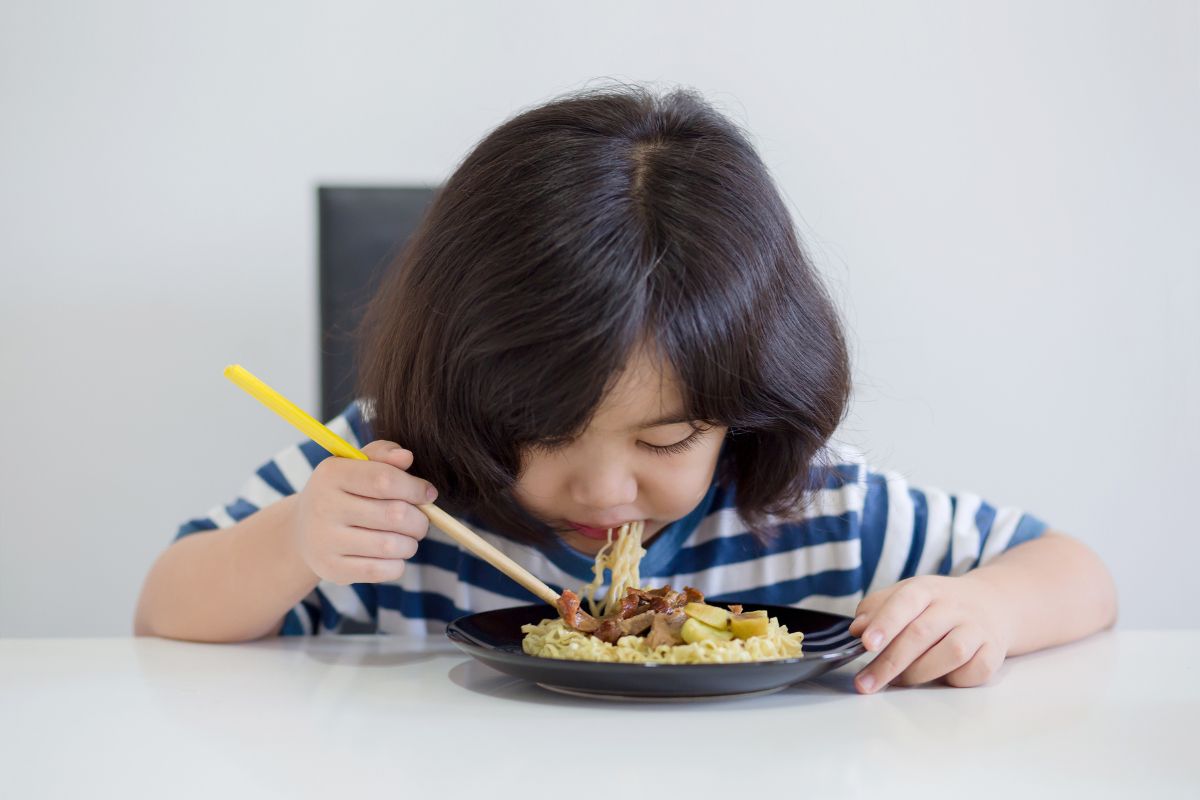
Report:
175,402,1048,636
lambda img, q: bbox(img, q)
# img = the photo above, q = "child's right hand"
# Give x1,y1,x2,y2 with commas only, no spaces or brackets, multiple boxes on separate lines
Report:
293,440,438,585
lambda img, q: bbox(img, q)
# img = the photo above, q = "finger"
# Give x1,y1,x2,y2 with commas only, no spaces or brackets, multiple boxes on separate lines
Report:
854,584,899,621
854,604,956,693
329,555,408,586
338,459,437,504
361,440,415,470
943,641,999,688
337,527,420,560
850,585,900,636
343,495,430,539
858,581,935,653
896,627,983,687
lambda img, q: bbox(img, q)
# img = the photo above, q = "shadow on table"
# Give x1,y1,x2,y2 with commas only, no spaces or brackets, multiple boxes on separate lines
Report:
298,637,461,668
446,657,859,711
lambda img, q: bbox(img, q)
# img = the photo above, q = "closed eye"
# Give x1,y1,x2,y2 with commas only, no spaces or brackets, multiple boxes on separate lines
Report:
640,425,711,455
527,436,574,454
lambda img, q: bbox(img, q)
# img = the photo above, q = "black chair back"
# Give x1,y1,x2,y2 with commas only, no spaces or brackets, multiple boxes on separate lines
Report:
317,186,437,420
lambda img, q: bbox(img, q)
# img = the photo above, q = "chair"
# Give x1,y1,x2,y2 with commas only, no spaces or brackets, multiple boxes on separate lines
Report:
317,186,437,420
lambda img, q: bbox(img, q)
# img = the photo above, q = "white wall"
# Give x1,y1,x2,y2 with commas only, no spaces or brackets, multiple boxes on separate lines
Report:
1,1,1196,636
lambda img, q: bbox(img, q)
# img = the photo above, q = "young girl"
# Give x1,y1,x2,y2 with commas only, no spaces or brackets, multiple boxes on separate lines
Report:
135,86,1116,693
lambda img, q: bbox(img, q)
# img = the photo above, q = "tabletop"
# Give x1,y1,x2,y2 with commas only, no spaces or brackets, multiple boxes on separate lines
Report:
1,630,1196,799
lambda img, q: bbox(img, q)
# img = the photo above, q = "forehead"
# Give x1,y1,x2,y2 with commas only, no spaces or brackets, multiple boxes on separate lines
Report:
589,346,685,429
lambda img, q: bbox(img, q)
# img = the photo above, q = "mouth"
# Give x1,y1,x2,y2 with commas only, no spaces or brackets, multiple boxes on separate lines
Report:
564,521,636,541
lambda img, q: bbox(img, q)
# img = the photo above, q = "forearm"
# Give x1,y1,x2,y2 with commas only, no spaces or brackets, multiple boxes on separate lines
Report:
134,495,319,642
965,531,1117,656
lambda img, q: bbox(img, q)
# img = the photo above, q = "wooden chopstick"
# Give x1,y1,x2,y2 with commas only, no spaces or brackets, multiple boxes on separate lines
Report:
223,364,561,607
419,504,559,606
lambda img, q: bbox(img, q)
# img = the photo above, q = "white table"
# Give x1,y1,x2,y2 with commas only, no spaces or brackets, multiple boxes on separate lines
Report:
1,631,1195,799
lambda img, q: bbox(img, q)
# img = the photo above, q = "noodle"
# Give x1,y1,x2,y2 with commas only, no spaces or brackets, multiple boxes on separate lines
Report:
581,521,646,617
521,616,804,664
522,520,804,664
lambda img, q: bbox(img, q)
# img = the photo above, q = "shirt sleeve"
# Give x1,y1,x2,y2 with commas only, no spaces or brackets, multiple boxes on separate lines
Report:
855,467,1048,596
173,401,379,636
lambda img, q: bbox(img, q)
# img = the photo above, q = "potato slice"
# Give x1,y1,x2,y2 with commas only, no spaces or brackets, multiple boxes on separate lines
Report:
683,602,731,630
739,609,768,619
730,613,770,640
681,617,735,644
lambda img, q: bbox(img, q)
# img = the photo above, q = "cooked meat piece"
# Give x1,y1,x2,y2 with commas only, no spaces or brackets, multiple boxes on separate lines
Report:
594,618,624,644
617,588,647,619
618,610,656,637
594,610,655,644
727,604,743,615
613,586,679,619
617,587,666,615
646,609,687,649
644,595,669,613
653,586,704,613
556,589,600,633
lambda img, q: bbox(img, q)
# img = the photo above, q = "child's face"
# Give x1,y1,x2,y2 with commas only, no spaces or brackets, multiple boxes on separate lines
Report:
513,347,727,556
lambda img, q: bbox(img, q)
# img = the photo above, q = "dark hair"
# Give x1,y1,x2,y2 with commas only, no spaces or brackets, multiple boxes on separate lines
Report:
357,85,850,543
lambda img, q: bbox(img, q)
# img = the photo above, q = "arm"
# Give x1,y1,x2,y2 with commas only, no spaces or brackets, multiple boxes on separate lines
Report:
966,531,1116,655
134,495,318,642
135,440,436,643
849,531,1116,692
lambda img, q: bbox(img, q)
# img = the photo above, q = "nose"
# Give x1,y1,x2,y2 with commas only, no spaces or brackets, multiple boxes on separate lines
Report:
567,459,638,512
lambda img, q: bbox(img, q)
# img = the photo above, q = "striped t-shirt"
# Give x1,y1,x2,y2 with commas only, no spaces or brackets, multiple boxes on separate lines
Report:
176,401,1047,636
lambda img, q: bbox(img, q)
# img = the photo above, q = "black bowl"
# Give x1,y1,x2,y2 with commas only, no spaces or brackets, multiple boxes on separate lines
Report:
446,603,864,700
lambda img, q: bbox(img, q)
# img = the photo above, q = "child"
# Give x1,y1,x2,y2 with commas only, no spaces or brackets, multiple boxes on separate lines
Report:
135,86,1116,693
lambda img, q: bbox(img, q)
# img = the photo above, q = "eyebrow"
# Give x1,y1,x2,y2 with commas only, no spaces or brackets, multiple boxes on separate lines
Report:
632,412,694,431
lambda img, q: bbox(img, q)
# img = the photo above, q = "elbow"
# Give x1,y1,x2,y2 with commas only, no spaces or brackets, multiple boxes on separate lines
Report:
133,593,171,638
1049,530,1118,632
133,582,157,637
1098,560,1119,631
1080,536,1118,631
133,593,282,643
131,579,200,641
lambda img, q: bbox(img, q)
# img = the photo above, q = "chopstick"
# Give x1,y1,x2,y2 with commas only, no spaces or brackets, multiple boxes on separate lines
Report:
223,364,561,607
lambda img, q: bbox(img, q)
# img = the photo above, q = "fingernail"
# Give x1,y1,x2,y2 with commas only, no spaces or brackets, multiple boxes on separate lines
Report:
866,630,883,650
425,485,438,502
858,674,876,693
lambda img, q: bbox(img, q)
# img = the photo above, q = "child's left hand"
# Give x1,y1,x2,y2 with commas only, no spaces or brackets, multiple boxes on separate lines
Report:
848,574,1013,693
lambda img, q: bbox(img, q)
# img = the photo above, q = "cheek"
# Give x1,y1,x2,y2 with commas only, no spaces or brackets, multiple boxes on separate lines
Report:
512,453,559,507
642,451,721,515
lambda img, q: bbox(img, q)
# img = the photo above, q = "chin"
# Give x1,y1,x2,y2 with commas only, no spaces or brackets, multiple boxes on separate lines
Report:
560,532,610,556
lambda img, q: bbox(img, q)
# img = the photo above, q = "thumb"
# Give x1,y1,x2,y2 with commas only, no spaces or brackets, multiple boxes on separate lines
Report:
360,439,415,470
